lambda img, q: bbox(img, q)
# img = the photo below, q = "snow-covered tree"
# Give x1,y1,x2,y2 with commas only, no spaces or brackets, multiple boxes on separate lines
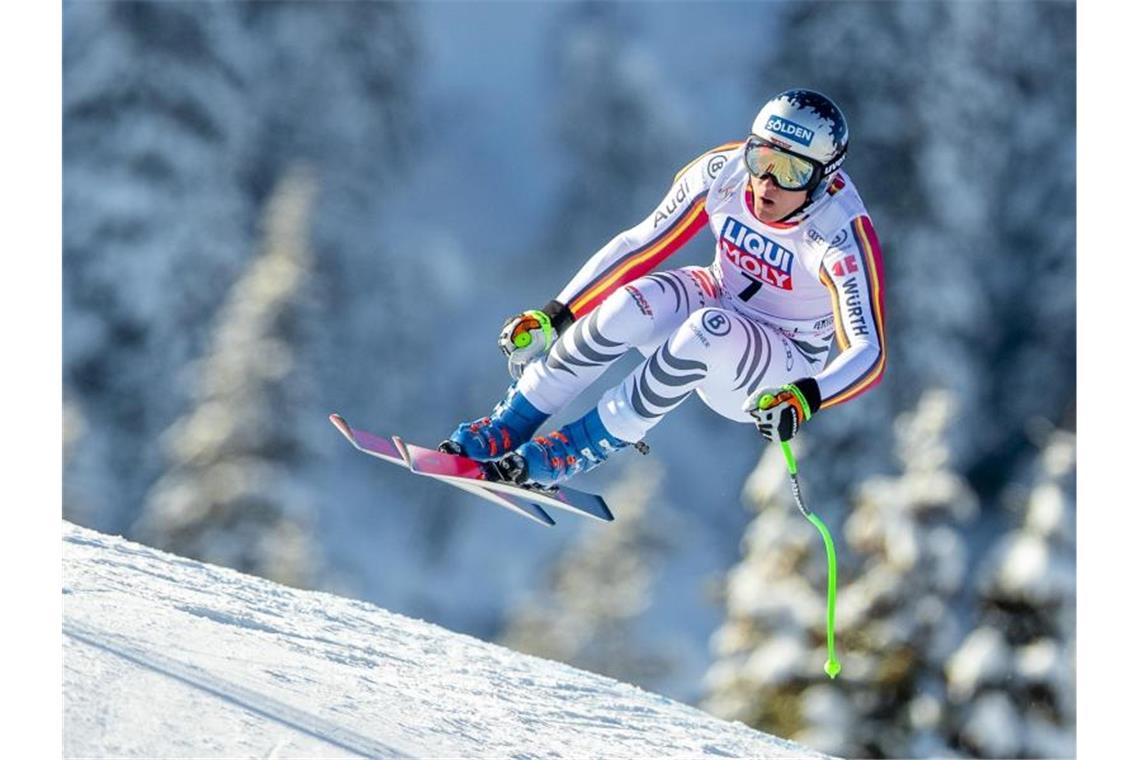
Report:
704,390,981,758
64,1,257,531
520,0,687,302
946,429,1075,758
63,1,422,536
230,1,428,433
133,167,319,588
708,8,1076,748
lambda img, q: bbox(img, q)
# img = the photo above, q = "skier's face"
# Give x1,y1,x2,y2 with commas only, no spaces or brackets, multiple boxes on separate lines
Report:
749,174,807,223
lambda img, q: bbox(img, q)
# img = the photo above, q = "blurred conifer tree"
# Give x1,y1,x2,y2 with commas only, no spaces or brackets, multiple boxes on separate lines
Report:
704,391,980,757
133,167,319,588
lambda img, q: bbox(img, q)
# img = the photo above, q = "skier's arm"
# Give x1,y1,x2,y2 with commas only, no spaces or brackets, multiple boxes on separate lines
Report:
811,214,887,409
499,170,708,379
500,143,735,378
554,143,741,320
499,190,709,377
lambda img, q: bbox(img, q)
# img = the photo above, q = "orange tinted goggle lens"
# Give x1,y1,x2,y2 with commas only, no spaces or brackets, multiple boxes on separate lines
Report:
745,139,817,190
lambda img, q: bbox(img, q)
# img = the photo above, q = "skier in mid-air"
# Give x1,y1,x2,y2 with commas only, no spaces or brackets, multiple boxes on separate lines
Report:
442,89,886,488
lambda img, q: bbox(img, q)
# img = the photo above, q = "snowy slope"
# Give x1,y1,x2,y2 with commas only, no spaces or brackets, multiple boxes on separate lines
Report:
63,522,832,759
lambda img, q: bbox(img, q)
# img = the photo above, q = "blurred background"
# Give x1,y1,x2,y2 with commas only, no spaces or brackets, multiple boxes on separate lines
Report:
61,1,1075,757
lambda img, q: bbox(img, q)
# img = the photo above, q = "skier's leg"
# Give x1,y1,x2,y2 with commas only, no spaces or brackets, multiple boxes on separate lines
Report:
601,310,818,441
447,268,716,460
517,267,719,413
506,308,814,485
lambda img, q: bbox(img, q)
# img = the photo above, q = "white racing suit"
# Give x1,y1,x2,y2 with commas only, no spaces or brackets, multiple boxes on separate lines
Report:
517,142,887,444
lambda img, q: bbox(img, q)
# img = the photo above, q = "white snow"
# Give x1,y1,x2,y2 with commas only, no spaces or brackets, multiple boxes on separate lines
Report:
63,522,833,759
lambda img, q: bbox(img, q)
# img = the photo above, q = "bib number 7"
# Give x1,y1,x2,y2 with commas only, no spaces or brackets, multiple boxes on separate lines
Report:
738,273,764,301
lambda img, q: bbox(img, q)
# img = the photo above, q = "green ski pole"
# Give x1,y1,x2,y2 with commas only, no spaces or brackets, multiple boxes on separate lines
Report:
759,394,842,679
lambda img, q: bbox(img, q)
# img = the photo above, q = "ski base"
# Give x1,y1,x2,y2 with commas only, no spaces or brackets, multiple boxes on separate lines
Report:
396,439,614,523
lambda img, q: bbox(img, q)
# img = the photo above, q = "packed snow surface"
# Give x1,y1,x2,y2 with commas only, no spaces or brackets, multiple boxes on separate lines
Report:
63,522,832,758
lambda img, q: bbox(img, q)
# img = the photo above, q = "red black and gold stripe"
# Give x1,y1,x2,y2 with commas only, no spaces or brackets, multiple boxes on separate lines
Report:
818,215,887,409
564,142,742,318
568,192,709,317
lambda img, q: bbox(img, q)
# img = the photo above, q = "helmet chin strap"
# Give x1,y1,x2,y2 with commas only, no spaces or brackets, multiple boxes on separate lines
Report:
776,199,811,224
776,175,829,223
778,148,845,223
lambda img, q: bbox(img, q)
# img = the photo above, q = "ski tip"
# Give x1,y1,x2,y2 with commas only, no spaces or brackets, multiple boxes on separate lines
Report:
577,499,614,523
550,487,614,522
328,413,354,441
597,502,615,522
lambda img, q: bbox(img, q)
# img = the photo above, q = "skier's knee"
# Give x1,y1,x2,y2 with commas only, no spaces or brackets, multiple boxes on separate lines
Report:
593,280,658,345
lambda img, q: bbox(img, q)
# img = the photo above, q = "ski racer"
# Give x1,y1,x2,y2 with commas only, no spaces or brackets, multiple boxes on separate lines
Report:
442,89,887,487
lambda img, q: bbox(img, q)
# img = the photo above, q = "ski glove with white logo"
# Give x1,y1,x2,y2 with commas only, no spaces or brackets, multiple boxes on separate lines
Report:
499,300,575,380
744,378,822,442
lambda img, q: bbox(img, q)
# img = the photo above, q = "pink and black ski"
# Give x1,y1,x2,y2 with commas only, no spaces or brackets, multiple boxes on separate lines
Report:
394,438,613,523
329,414,556,527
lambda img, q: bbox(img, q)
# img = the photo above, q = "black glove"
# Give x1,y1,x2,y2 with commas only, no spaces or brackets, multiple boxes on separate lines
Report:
744,378,822,442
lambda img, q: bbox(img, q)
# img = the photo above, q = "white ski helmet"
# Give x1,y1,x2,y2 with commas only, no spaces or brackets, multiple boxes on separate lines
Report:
750,89,849,187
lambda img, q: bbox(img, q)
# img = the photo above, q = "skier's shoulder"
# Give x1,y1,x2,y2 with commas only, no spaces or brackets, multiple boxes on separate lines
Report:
671,140,746,185
805,170,877,244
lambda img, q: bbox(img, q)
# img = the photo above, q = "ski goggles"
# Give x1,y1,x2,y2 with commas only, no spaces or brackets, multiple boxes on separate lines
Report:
744,136,821,191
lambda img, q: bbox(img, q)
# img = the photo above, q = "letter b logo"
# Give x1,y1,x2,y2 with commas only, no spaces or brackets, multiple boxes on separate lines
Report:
701,311,731,337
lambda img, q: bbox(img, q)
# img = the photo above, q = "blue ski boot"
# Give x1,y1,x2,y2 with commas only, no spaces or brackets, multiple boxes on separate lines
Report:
442,384,549,461
492,407,630,488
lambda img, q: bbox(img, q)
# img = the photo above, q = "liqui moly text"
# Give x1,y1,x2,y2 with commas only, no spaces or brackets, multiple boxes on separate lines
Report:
718,217,796,290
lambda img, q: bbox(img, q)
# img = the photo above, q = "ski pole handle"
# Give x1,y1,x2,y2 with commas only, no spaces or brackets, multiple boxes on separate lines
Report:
757,394,799,473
